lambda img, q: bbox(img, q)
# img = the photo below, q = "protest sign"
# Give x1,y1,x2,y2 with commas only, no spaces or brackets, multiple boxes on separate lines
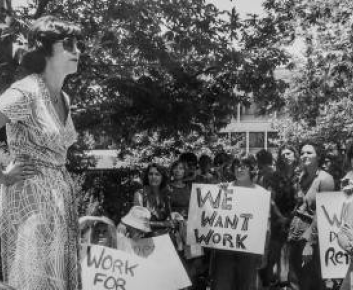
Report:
81,245,174,290
116,234,191,289
186,183,270,254
316,191,351,279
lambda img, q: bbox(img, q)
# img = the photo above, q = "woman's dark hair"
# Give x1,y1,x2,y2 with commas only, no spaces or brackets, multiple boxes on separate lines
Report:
231,153,257,180
142,163,168,189
276,144,299,171
21,15,82,74
299,141,325,167
256,149,273,167
199,154,212,170
214,152,230,167
170,160,185,179
179,152,198,168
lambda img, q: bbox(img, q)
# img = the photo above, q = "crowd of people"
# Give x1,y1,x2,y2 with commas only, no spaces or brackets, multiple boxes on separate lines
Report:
0,14,353,290
79,142,353,290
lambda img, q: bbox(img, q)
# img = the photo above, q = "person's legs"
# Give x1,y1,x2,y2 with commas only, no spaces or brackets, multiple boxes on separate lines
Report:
212,250,237,290
308,245,324,290
288,241,303,290
288,241,324,290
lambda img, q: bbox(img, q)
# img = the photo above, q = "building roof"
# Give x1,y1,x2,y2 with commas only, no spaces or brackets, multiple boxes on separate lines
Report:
220,121,277,133
85,150,130,170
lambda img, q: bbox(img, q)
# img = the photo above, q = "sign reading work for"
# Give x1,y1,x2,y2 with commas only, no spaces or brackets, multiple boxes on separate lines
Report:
81,245,173,290
316,191,351,279
116,234,191,289
186,183,270,254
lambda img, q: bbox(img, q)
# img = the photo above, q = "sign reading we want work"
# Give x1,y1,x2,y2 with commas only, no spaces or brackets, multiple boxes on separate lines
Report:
316,192,351,279
187,183,271,254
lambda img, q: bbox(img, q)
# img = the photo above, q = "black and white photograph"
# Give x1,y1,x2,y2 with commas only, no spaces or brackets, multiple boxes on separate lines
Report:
0,0,352,289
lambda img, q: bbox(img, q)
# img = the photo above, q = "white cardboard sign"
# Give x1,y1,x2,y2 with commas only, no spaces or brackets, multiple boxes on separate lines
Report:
186,183,270,255
316,191,351,279
116,234,191,289
81,245,174,290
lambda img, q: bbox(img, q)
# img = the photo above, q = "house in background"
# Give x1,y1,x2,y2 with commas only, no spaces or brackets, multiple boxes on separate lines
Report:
219,67,294,155
220,102,278,155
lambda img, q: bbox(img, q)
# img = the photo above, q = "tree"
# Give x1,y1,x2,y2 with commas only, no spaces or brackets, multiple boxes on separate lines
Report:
1,0,289,144
0,0,291,219
265,0,353,148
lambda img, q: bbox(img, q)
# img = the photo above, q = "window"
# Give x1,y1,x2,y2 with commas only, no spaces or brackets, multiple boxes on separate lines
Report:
249,132,264,148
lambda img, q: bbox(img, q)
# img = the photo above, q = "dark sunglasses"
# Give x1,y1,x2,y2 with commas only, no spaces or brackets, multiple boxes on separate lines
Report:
56,37,85,53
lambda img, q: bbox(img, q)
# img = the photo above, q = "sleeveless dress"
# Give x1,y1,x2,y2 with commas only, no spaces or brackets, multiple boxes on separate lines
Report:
0,74,80,290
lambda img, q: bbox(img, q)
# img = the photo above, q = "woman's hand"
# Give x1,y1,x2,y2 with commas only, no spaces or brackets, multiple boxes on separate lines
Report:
2,160,37,186
302,242,313,266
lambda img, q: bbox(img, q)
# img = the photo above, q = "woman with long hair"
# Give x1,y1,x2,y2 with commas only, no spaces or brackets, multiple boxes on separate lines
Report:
287,141,335,290
259,144,299,287
169,160,191,219
0,16,83,289
336,143,353,290
134,163,173,235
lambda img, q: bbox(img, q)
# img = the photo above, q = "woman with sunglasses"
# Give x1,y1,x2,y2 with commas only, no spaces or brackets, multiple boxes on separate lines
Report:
0,16,83,289
212,152,270,290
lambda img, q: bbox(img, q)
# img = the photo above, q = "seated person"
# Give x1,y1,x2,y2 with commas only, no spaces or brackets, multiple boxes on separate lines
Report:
117,206,155,257
79,216,117,248
195,154,217,184
117,206,152,239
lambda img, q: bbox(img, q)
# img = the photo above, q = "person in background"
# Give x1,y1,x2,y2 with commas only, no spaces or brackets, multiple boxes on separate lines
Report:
169,160,191,219
116,206,155,258
134,163,174,235
213,152,233,182
212,153,270,290
195,154,217,184
169,159,211,290
117,206,152,239
258,144,299,287
322,153,344,190
0,16,83,290
256,148,275,188
340,144,353,195
287,141,335,290
179,152,198,185
79,216,117,248
336,143,353,290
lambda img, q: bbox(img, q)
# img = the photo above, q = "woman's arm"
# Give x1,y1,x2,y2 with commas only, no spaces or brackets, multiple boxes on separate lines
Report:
0,111,10,129
0,89,37,185
133,190,143,206
338,201,353,252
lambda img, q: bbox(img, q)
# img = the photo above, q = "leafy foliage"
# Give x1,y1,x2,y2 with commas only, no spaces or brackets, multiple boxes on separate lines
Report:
0,0,291,219
265,0,353,147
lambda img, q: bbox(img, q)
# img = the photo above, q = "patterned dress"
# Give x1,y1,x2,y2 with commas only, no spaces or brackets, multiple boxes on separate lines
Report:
0,74,80,290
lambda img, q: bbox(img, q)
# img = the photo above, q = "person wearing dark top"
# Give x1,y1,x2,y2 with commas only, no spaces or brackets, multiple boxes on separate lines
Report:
179,152,198,185
195,154,218,184
213,152,233,182
256,148,275,188
169,160,207,289
258,144,299,287
169,160,191,219
212,153,269,290
287,142,335,290
134,163,174,235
